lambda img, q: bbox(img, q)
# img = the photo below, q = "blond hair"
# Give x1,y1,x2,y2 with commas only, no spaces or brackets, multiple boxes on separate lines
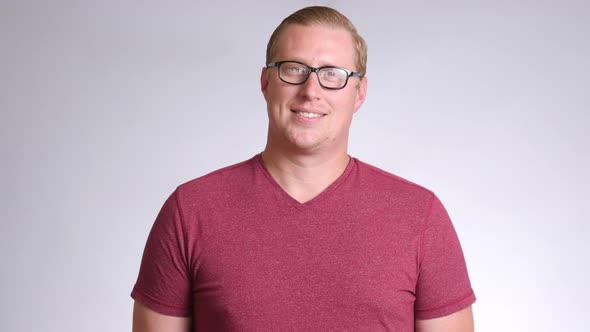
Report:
266,6,367,75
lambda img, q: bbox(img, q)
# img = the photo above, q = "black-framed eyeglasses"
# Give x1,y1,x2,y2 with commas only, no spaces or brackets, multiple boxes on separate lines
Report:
266,60,363,90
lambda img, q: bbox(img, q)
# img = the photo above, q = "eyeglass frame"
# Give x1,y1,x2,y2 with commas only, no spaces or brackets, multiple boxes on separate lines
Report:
266,60,364,90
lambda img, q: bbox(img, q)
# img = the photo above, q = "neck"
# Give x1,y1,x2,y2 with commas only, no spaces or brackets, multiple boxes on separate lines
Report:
261,144,350,203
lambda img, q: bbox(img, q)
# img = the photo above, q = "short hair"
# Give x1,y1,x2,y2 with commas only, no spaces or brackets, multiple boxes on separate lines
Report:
266,6,367,75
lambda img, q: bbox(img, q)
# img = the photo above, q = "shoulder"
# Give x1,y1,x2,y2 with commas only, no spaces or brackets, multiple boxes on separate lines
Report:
174,155,260,202
352,158,436,201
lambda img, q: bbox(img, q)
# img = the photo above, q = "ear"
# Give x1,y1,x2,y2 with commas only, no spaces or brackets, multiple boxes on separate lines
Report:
353,76,368,113
261,67,269,100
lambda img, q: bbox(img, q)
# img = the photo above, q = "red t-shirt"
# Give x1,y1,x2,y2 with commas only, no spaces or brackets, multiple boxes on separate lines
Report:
132,154,475,331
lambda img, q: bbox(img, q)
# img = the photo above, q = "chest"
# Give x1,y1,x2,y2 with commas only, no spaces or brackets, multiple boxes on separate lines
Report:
188,204,421,330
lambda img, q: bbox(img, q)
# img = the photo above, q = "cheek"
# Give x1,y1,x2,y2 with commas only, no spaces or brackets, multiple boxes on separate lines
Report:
328,94,357,113
268,87,297,107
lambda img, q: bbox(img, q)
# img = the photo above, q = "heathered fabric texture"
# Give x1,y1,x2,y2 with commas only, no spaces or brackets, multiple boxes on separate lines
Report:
132,154,475,331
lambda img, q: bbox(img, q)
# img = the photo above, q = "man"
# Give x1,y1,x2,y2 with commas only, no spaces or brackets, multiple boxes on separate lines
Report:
132,6,475,331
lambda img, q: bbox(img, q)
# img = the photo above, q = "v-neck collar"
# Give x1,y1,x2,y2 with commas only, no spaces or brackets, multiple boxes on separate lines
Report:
254,153,356,210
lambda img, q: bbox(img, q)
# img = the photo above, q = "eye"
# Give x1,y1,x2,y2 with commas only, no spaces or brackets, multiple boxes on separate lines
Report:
320,68,345,82
282,63,307,75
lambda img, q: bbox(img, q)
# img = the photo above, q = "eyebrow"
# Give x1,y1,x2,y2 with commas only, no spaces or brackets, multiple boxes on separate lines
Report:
277,58,350,69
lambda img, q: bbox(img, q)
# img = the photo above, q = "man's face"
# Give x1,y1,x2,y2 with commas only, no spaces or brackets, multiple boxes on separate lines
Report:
261,24,367,154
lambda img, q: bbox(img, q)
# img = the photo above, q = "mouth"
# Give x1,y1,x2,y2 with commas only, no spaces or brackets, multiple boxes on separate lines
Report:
292,110,326,119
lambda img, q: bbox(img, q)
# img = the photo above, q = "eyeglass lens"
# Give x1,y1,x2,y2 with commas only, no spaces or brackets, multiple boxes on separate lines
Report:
279,62,349,89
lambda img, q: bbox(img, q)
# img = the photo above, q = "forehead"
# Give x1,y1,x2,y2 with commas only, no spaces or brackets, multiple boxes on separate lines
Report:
274,24,356,68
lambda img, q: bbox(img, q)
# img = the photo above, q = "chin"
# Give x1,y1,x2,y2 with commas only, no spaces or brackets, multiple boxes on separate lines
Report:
287,136,327,152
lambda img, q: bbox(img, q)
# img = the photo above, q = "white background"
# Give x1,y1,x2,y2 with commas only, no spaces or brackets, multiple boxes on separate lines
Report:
1,0,588,331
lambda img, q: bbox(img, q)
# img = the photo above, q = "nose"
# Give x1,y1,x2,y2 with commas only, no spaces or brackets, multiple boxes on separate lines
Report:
299,71,322,99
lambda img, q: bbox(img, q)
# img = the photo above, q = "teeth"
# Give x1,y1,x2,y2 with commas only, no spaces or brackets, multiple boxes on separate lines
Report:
298,111,322,118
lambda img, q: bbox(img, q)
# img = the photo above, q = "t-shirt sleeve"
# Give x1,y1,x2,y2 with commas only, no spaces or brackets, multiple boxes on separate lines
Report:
131,190,193,317
414,195,476,320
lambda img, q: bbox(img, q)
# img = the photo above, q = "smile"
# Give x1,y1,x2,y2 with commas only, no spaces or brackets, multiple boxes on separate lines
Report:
295,111,324,119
